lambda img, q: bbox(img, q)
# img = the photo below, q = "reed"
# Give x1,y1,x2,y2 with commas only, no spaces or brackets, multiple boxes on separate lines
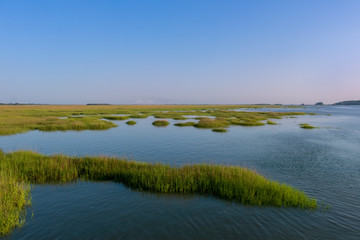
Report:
0,171,31,236
0,150,318,236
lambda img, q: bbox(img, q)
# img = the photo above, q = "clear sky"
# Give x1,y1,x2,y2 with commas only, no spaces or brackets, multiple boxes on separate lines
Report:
1,0,359,105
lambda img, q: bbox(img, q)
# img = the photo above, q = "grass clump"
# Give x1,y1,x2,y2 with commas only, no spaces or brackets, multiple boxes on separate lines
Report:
172,116,188,120
0,171,31,236
1,150,318,207
212,128,227,133
267,120,277,125
103,116,130,121
152,120,170,127
231,120,265,127
126,121,137,125
0,150,318,236
194,117,229,129
174,122,196,127
299,123,315,129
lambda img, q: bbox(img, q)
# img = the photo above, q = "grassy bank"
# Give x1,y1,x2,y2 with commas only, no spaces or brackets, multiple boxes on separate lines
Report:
0,150,318,236
0,171,31,236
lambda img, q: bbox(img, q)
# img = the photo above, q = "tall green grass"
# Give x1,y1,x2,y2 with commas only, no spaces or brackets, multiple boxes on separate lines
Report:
0,171,31,236
0,150,318,236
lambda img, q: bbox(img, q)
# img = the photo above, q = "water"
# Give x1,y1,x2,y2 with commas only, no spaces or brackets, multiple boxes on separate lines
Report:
1,106,360,239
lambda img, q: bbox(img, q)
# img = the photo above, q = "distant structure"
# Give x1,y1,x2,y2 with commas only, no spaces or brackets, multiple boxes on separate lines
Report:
315,102,324,105
334,100,360,105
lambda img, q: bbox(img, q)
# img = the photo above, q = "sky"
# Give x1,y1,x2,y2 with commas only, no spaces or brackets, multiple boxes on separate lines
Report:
1,0,359,105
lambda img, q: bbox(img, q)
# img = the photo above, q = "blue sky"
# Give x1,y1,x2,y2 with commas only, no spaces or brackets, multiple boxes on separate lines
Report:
1,0,359,104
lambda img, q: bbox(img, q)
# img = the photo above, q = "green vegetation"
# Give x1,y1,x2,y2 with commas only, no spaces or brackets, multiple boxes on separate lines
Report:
103,116,130,121
230,120,265,127
0,105,310,135
126,121,137,125
267,120,277,125
152,120,170,127
212,128,227,133
0,171,31,236
172,116,188,120
0,150,318,236
194,117,230,129
174,122,196,127
299,123,316,129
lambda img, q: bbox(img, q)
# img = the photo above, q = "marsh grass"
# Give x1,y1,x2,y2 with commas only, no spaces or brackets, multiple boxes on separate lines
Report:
126,121,137,125
299,123,316,129
0,150,318,236
0,171,31,236
230,120,265,127
172,117,188,120
0,105,309,135
103,116,130,121
194,117,230,128
152,120,170,127
267,120,277,125
212,128,227,133
174,122,196,127
0,150,317,206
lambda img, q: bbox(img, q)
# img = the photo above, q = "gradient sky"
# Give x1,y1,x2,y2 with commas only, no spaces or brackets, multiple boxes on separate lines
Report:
1,0,359,104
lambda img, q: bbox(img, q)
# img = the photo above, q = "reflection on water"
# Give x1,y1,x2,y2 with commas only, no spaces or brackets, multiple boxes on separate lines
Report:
1,106,360,239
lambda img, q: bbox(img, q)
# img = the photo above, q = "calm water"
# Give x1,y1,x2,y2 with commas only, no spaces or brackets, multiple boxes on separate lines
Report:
1,106,360,239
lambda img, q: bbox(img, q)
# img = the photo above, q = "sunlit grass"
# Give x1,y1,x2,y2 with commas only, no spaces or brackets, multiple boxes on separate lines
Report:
0,171,31,236
0,105,309,135
103,116,130,121
152,120,170,127
194,117,230,128
126,121,137,125
0,149,319,236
